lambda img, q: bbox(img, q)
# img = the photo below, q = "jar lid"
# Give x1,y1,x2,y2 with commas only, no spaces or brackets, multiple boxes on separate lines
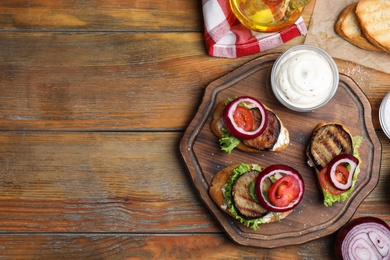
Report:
379,92,390,139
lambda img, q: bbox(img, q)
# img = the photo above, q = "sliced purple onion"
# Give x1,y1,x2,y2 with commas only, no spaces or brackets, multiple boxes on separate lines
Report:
254,164,304,213
222,96,268,140
327,154,359,190
336,217,390,260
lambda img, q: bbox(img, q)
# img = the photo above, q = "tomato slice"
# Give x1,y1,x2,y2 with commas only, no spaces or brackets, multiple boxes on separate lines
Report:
222,96,267,140
233,106,254,132
255,164,304,212
327,154,358,190
333,164,349,185
317,165,345,195
269,175,300,207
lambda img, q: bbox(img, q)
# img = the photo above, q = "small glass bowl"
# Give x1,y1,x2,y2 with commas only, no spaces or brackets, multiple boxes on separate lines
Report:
229,0,306,32
271,45,339,112
379,92,390,139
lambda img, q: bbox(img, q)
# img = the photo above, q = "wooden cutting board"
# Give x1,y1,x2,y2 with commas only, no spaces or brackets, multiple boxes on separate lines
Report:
180,53,381,248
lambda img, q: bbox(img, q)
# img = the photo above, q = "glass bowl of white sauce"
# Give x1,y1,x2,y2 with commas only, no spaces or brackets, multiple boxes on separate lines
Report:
271,45,339,112
379,92,390,139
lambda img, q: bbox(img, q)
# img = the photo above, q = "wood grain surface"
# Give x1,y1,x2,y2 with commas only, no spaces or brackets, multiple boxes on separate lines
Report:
0,0,389,259
180,53,382,247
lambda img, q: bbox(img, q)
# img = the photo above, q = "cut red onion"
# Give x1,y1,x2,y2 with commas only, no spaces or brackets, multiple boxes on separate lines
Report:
254,164,304,212
327,154,359,190
336,217,390,260
222,96,268,140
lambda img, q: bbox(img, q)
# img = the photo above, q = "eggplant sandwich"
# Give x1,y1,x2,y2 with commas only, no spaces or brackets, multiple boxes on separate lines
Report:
211,96,290,154
209,163,305,230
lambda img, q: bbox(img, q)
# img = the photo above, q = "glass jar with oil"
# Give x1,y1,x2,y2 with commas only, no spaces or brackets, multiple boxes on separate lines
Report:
229,0,310,32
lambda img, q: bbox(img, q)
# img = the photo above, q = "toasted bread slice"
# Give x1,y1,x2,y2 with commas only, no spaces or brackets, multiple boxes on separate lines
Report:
209,164,291,224
209,164,238,214
356,0,390,53
335,2,382,51
306,122,354,172
211,101,289,152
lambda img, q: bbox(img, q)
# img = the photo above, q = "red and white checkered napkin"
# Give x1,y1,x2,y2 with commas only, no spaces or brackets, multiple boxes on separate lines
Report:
202,0,308,58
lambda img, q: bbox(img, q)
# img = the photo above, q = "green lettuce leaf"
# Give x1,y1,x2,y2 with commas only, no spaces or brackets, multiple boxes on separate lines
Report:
219,127,240,154
249,181,258,203
322,135,363,206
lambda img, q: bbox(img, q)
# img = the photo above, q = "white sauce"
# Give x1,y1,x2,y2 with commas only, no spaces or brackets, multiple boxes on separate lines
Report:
273,127,289,150
274,49,334,109
380,92,390,139
383,100,390,133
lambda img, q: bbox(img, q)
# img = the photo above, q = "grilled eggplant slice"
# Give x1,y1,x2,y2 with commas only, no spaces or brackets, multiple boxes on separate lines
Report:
306,122,353,172
232,170,268,218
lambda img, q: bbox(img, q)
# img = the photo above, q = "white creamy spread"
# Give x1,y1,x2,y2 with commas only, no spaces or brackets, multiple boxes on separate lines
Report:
273,127,289,150
380,92,390,139
261,212,274,223
274,49,334,109
383,100,390,136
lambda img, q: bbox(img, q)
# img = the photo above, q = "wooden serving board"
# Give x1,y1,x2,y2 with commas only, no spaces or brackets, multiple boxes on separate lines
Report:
180,53,381,248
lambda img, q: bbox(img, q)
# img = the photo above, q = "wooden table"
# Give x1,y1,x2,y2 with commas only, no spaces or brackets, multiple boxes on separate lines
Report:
0,0,388,258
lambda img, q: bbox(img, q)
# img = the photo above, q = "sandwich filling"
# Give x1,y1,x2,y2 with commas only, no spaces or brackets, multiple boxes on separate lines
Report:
307,122,363,206
222,163,281,230
320,136,362,206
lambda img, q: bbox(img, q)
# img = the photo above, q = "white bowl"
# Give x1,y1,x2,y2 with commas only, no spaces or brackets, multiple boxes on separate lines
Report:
380,92,390,139
271,45,339,112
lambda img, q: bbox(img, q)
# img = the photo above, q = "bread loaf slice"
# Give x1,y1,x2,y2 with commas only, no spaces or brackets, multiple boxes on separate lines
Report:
335,2,382,51
356,0,390,53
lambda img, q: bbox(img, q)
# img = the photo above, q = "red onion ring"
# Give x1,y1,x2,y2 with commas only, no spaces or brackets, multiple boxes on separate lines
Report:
336,217,390,260
254,164,304,212
327,154,359,190
222,96,268,140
